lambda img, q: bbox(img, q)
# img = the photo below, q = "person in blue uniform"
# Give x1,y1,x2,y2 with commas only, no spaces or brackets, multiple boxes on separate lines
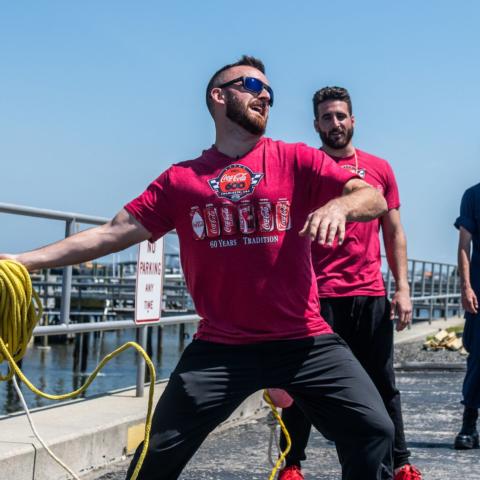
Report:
454,182,480,449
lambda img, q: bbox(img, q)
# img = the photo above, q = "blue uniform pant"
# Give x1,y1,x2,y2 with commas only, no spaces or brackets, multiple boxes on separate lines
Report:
462,312,480,408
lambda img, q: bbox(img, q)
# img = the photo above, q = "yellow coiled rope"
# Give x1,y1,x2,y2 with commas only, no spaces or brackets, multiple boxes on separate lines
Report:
0,259,291,479
0,259,41,375
0,259,154,480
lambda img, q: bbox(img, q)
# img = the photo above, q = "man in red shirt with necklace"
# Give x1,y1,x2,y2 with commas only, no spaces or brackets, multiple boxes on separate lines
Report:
278,87,421,480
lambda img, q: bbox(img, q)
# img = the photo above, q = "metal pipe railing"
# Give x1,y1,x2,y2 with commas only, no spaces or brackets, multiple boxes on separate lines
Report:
32,315,200,336
1,201,464,397
382,255,460,325
0,202,108,224
1,202,184,396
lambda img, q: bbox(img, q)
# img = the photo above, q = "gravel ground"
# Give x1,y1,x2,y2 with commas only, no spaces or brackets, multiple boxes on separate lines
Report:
394,339,467,365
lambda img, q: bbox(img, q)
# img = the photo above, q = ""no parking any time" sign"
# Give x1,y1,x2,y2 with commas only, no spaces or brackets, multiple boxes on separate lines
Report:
135,239,165,324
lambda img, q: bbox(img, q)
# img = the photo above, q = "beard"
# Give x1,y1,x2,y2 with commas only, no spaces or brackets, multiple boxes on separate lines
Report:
225,91,267,136
319,125,354,150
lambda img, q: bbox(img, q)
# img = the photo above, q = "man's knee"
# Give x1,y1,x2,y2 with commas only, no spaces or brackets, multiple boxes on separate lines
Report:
371,413,395,445
351,400,394,443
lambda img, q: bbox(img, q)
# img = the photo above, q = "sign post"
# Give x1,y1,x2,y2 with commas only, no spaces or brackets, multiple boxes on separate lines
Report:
135,238,165,325
135,238,165,396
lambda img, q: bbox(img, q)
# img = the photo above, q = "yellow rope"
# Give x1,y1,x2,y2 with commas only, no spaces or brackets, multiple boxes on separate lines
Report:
0,259,292,480
0,259,41,374
0,259,154,480
263,390,292,480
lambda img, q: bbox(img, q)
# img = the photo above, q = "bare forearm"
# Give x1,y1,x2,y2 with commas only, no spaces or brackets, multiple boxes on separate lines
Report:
337,184,387,222
300,180,387,245
381,209,412,328
16,226,122,271
386,231,412,330
384,229,409,291
458,246,472,289
458,227,473,289
8,209,150,271
457,228,478,313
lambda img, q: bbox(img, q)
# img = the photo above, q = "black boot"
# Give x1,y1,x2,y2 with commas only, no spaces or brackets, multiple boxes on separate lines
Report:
454,406,479,450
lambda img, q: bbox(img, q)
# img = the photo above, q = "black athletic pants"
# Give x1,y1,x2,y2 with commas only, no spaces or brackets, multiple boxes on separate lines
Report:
126,334,393,480
281,296,410,470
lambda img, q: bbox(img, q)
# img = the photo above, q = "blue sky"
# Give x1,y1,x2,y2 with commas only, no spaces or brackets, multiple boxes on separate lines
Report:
1,1,479,264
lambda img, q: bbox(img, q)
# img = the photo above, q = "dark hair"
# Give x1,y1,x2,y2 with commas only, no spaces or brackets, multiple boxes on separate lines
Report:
206,55,266,115
312,86,352,119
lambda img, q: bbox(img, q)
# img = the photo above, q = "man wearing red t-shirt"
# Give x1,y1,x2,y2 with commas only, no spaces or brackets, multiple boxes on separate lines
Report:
278,87,421,480
0,60,394,480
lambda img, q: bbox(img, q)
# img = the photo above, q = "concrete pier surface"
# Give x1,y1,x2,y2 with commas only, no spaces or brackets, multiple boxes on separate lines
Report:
0,315,470,480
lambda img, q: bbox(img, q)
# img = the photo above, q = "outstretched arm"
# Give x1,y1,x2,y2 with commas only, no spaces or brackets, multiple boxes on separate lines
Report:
299,178,387,246
381,208,412,331
0,209,151,271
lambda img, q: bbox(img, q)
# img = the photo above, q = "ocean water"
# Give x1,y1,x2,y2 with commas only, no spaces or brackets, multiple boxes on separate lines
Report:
0,323,197,416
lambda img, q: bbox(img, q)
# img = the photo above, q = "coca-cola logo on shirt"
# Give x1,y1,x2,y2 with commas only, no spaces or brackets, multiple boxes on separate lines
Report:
208,164,264,202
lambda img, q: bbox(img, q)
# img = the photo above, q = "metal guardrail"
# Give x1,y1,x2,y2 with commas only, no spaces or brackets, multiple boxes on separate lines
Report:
0,202,109,328
0,202,189,396
384,257,461,322
1,202,463,397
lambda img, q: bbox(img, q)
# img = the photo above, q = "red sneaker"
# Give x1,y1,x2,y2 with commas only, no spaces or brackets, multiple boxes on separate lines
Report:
394,464,422,480
278,465,304,480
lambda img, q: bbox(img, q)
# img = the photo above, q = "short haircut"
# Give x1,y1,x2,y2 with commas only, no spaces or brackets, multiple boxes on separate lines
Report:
206,55,266,116
312,86,352,119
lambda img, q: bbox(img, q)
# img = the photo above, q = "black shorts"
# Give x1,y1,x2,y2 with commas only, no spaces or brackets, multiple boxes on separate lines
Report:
127,333,393,480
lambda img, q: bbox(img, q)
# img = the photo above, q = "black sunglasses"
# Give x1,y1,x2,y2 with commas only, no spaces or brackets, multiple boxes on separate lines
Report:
217,76,274,107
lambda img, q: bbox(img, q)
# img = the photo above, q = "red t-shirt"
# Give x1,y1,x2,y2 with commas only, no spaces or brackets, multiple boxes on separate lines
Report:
125,137,356,344
313,149,400,297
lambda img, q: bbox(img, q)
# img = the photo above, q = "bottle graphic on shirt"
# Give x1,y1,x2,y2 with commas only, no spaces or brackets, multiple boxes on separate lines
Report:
219,202,238,235
204,204,221,238
191,197,292,240
238,200,256,234
275,199,292,231
257,199,275,232
190,206,206,240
